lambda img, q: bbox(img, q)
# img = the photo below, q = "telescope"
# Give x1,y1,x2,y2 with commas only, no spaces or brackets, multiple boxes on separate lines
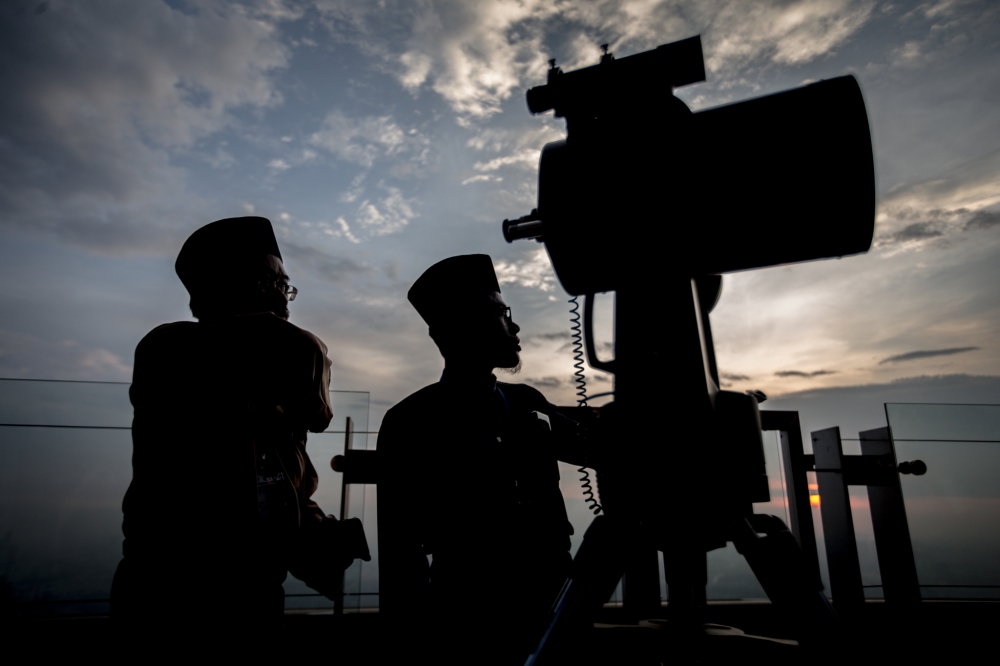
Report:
504,35,874,294
503,35,876,662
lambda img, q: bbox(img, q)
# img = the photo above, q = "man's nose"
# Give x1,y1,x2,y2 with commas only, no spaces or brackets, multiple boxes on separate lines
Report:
509,319,520,334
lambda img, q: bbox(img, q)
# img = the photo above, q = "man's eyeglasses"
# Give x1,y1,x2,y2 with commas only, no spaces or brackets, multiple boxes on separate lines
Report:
259,280,299,302
498,306,512,321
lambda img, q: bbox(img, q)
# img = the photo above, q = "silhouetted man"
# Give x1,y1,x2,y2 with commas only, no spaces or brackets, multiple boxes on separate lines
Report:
111,216,368,638
378,254,576,665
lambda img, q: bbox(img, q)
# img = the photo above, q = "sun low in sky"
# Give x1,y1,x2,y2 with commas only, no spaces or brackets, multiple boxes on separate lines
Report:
1,0,999,429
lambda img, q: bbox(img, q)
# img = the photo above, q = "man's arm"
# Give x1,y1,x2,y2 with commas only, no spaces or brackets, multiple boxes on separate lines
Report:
288,448,371,598
301,332,334,434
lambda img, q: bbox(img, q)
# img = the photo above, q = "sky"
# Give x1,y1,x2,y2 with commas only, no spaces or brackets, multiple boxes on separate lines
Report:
2,0,1000,432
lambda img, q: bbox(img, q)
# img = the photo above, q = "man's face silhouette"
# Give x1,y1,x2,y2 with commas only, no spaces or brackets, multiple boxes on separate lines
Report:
256,254,292,320
442,291,521,369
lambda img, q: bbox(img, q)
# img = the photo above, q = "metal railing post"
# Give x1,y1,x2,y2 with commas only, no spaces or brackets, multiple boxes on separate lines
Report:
334,416,354,616
812,426,866,616
860,427,921,605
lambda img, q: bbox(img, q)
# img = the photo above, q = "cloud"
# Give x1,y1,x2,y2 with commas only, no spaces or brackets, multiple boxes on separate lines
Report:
965,208,1000,231
721,372,751,381
696,0,875,72
875,149,1000,253
525,376,562,388
280,241,376,285
528,331,572,343
78,348,133,377
774,369,837,378
354,186,417,236
310,112,428,169
878,347,980,365
317,0,874,123
0,0,294,253
494,247,558,292
0,329,132,381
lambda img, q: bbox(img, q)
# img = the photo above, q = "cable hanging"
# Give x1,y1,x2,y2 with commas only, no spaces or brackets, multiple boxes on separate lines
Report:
569,296,602,515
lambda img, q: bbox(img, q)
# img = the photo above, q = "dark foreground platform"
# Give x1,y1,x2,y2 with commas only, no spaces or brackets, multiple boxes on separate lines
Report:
3,600,997,664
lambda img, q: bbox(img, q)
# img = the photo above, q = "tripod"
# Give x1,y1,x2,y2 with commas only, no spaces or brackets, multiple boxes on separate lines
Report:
525,276,838,665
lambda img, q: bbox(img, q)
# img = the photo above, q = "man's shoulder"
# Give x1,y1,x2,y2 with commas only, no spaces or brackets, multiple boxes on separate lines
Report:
267,315,328,354
221,313,329,355
137,321,199,349
386,383,445,419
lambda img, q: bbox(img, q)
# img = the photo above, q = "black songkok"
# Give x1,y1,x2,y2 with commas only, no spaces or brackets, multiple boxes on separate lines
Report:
175,216,281,295
408,254,501,326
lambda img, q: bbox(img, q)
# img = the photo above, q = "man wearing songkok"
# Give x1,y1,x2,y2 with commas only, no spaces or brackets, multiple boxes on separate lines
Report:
111,216,369,637
378,254,581,665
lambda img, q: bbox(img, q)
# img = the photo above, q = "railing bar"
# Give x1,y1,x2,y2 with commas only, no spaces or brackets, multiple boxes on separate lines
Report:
831,437,1000,443
0,378,130,385
917,585,1000,588
891,439,1000,443
863,585,1000,589
0,424,132,430
286,592,379,597
0,424,380,434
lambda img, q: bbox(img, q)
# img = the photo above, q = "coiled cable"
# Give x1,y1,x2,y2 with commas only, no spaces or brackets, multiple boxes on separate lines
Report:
569,296,602,515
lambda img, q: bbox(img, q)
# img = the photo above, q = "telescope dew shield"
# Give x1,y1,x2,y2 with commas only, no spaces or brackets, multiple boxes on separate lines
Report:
534,75,876,296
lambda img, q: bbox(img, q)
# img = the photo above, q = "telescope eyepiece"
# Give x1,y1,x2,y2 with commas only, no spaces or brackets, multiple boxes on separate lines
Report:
502,209,544,243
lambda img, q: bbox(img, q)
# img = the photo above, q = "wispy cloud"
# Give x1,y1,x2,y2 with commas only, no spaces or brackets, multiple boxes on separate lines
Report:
494,247,558,292
317,0,875,123
721,372,751,381
0,0,293,253
879,347,980,365
525,376,562,388
875,149,1000,253
310,112,428,169
775,369,837,378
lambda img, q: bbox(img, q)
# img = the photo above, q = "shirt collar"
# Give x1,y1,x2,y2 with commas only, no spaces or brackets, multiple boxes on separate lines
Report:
439,368,498,394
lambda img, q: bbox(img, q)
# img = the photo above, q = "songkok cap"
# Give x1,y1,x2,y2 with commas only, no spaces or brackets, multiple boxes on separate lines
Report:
408,254,501,325
175,216,281,294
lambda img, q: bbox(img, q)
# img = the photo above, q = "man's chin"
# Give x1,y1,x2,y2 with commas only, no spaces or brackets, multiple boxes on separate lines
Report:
496,357,522,375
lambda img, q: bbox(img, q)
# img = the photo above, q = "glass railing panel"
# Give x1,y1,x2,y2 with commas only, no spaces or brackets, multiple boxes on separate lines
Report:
894,439,1000,599
0,379,373,615
887,403,1000,600
0,425,132,616
326,391,370,434
887,403,1000,442
0,379,131,428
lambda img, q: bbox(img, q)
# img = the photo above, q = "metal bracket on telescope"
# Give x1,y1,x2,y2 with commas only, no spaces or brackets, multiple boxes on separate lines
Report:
810,426,923,618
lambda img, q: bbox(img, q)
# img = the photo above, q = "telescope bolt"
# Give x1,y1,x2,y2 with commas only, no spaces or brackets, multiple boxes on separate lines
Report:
502,209,544,243
898,460,927,476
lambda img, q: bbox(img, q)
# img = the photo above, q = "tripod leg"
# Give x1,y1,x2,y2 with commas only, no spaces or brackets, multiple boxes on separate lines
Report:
663,545,707,624
525,516,629,666
623,545,661,619
732,515,839,643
